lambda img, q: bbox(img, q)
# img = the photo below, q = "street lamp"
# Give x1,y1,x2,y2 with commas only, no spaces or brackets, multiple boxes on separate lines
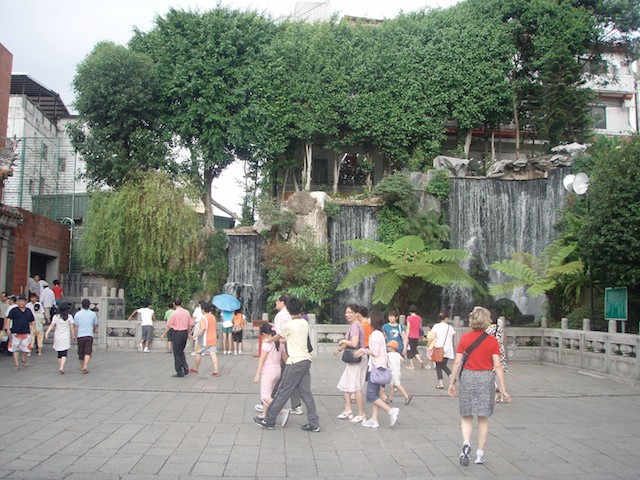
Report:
563,173,595,325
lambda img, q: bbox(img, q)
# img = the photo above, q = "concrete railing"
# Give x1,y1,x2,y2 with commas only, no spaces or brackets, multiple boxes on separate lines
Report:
104,312,639,384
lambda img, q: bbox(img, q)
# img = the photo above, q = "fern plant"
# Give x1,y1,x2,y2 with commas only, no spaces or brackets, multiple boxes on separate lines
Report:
489,240,585,320
336,235,481,305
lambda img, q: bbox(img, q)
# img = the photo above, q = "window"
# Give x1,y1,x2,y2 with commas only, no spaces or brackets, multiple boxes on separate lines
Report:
591,106,607,129
41,144,48,161
312,158,328,185
338,154,367,186
59,157,66,172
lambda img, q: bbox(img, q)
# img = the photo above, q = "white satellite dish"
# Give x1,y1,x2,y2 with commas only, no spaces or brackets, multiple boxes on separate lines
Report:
563,174,575,192
573,172,590,195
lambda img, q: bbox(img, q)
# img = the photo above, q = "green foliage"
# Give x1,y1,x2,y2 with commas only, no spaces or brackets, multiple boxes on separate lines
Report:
323,199,341,220
425,169,451,204
372,172,416,215
376,206,407,245
490,239,585,321
262,242,335,319
200,230,229,295
336,235,480,304
565,295,606,332
70,42,171,187
256,197,296,237
80,171,203,307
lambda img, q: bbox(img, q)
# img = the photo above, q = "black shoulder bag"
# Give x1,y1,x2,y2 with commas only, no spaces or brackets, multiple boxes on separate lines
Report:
458,332,489,379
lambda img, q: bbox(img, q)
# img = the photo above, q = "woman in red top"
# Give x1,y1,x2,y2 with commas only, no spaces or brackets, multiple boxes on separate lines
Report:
448,306,511,467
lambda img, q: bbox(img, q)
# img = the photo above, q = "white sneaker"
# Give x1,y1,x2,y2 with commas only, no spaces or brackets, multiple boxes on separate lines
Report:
350,415,365,423
361,419,379,428
137,344,143,352
280,409,290,427
254,404,264,412
143,347,149,353
290,405,303,415
388,407,399,427
238,350,243,355
474,449,485,464
190,351,197,356
233,351,237,355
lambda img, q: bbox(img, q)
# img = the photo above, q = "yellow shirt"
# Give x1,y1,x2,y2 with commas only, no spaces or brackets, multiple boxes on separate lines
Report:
279,317,311,364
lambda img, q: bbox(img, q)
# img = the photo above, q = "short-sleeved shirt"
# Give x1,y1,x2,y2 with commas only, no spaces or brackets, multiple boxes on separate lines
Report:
8,307,34,334
388,351,403,374
262,341,281,370
382,323,405,352
361,320,373,347
74,308,98,337
136,307,154,326
51,285,64,300
274,308,291,334
163,309,175,321
40,288,56,308
279,317,311,364
200,312,218,347
456,330,500,371
167,307,193,331
406,314,422,339
345,322,364,348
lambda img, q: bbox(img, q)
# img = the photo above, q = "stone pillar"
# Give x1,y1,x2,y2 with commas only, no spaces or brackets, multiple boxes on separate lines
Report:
307,313,316,325
540,316,548,328
497,316,506,329
262,312,269,321
608,319,617,333
453,315,461,328
110,287,116,298
561,317,569,330
582,318,591,331
0,228,9,292
118,288,125,299
82,287,89,297
101,286,108,297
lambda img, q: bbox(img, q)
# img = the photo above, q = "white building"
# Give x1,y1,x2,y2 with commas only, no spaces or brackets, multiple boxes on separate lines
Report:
585,51,640,136
4,74,87,218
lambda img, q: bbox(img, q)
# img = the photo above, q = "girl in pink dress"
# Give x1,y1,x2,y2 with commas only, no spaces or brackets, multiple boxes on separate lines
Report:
253,323,284,416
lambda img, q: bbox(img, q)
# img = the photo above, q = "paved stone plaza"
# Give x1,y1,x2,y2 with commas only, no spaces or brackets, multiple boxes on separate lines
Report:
1,349,638,479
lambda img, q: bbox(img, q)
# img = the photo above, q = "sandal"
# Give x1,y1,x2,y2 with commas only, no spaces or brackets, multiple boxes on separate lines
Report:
21,360,28,367
337,411,353,419
436,385,444,389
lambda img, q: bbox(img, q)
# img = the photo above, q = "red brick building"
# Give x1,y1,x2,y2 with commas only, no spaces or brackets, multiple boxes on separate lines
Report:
0,43,70,295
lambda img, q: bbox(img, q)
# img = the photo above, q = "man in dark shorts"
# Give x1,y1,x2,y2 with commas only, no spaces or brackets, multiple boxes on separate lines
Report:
73,299,98,373
6,296,35,369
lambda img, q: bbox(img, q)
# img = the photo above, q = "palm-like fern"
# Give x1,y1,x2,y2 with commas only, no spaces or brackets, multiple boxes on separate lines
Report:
489,240,584,298
336,235,480,304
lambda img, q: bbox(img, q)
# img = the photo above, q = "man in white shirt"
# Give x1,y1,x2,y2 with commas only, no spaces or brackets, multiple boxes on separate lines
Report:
255,297,319,432
39,281,56,319
127,302,156,352
273,294,303,415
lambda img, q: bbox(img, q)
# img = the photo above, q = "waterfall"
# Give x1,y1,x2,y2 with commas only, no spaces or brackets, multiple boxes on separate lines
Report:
329,205,378,322
446,168,568,320
225,233,266,321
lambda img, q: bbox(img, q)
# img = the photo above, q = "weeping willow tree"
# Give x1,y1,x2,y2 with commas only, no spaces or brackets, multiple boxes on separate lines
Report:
80,171,203,307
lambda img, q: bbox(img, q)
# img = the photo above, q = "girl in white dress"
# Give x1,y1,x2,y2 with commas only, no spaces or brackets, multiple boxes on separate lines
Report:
45,303,74,374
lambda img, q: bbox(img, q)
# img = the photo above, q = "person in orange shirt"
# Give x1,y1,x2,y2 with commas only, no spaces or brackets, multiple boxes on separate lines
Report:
189,302,220,376
232,309,246,355
358,306,373,348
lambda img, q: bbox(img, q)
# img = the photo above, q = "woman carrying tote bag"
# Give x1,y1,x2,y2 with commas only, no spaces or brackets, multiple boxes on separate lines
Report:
430,311,455,389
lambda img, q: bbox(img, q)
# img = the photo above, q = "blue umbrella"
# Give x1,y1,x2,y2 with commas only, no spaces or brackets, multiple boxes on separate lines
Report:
212,293,241,312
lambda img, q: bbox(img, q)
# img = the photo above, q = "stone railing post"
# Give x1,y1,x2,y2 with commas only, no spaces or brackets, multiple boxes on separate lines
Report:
453,315,461,328
497,316,505,329
608,319,617,333
561,317,569,330
582,318,591,331
540,316,548,328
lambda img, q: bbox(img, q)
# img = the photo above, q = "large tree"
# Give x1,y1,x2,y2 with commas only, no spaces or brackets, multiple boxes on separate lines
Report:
69,41,171,188
130,7,277,229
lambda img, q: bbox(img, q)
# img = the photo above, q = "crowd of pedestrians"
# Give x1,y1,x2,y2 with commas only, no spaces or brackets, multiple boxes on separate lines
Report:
4,279,512,467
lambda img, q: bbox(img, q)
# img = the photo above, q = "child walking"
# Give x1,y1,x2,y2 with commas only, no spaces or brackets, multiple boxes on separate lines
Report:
385,340,413,405
253,323,289,426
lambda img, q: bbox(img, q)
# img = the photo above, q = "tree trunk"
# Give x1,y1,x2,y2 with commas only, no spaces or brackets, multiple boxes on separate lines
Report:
304,142,313,191
333,152,345,195
365,151,373,193
203,169,215,232
281,168,289,203
513,98,520,160
491,128,496,161
464,130,473,158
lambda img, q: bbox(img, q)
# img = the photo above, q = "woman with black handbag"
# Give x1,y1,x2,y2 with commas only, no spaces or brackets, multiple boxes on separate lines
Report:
448,306,511,467
334,304,367,423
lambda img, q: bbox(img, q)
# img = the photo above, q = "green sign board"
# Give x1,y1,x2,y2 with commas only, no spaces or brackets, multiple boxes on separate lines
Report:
605,287,628,321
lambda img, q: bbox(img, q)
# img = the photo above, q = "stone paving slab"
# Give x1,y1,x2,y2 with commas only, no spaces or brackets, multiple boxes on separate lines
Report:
0,349,639,479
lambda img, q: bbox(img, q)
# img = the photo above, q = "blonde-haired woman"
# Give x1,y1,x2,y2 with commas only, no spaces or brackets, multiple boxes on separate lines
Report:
448,306,511,467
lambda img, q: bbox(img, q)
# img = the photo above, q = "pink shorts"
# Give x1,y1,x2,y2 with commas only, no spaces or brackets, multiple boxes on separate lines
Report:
9,334,32,353
260,367,281,402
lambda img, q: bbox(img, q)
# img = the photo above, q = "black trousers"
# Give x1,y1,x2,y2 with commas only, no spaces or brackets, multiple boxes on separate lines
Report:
172,329,189,375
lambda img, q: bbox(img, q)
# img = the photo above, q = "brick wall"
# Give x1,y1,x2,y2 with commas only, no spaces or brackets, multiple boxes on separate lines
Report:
11,209,70,294
0,43,11,139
